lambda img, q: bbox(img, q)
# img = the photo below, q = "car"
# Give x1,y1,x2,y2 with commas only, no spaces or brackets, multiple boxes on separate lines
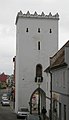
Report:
2,93,8,100
16,107,29,119
1,99,10,106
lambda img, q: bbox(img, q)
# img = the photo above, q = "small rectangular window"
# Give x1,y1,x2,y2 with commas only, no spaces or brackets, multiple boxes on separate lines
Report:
49,29,52,33
63,71,65,88
38,28,40,33
38,41,40,50
26,28,28,32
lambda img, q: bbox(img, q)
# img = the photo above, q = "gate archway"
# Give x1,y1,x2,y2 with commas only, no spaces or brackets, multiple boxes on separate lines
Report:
29,88,46,114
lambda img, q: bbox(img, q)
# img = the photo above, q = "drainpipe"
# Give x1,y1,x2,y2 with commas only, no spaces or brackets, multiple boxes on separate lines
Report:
49,71,52,120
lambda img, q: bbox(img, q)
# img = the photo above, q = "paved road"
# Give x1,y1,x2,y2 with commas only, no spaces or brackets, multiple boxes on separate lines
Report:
0,104,17,120
0,89,19,120
0,101,48,120
0,104,39,120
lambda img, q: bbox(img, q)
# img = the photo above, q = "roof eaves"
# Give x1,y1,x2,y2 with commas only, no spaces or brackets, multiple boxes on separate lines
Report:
44,62,67,73
51,62,67,70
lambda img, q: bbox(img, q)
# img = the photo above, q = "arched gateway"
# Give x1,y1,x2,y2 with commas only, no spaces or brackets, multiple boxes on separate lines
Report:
29,88,46,114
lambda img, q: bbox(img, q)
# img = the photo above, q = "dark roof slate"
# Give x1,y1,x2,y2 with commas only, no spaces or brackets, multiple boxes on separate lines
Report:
44,40,69,72
50,40,69,68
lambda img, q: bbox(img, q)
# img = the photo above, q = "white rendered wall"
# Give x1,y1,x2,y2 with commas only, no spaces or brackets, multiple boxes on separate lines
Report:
15,14,59,113
52,66,69,120
65,47,69,67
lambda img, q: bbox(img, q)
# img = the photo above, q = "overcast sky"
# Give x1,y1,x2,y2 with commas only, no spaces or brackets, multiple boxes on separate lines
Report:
0,0,69,75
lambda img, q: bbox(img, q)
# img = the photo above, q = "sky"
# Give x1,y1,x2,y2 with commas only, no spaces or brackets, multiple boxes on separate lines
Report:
0,0,69,75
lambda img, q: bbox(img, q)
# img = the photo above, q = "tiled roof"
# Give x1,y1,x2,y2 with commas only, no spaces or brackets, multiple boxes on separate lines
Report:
44,40,69,72
50,40,69,68
0,72,8,82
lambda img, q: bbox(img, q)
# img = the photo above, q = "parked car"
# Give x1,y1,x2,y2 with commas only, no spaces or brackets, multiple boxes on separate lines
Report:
2,93,8,100
16,107,29,119
1,99,10,106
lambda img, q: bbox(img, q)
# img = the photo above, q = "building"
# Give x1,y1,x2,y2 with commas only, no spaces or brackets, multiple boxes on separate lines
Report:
7,74,14,87
45,40,69,120
15,10,59,115
0,72,8,89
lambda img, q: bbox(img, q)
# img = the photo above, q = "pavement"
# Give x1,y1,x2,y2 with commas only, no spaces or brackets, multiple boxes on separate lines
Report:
10,100,14,111
29,114,49,120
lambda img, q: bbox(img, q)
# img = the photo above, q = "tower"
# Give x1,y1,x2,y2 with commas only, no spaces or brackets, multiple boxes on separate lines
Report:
15,11,59,114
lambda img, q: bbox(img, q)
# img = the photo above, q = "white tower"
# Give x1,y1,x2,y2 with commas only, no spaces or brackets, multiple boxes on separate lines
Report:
15,11,59,114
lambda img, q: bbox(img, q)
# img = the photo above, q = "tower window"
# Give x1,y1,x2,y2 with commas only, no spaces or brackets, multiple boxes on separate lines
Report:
35,64,43,82
49,29,52,33
26,28,29,32
38,28,40,33
38,41,40,50
36,64,42,77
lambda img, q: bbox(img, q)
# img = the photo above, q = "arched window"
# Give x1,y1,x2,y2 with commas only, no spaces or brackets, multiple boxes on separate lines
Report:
35,64,43,82
36,64,42,77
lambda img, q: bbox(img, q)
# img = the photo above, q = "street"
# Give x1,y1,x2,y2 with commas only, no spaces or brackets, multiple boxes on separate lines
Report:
0,103,39,120
0,89,22,120
0,103,18,120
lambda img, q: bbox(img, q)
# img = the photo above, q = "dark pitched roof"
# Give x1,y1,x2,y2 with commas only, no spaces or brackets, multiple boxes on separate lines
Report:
44,40,69,72
50,40,69,67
